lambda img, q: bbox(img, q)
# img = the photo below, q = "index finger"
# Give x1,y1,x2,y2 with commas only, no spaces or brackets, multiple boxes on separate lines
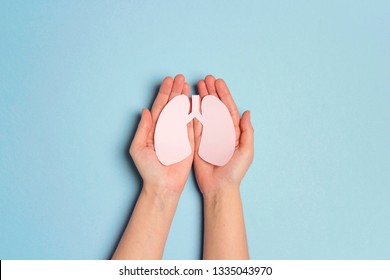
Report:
148,76,174,146
150,76,174,122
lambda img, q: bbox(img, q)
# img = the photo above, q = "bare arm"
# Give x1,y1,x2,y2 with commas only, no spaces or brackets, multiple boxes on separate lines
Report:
194,75,254,259
112,75,193,259
111,186,180,259
203,187,249,259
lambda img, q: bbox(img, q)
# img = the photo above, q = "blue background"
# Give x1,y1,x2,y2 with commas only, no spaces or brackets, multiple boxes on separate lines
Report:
1,0,389,259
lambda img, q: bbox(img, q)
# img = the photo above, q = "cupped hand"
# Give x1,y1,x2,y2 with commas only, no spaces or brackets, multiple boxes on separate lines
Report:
130,74,194,195
194,75,254,196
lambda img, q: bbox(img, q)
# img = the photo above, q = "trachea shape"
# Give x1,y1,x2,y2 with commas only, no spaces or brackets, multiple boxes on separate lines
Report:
154,95,235,166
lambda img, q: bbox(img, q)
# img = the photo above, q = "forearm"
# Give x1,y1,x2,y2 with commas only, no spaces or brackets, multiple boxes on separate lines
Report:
112,184,180,259
203,186,249,260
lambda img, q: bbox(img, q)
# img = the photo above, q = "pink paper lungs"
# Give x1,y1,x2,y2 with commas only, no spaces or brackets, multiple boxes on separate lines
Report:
197,95,235,166
154,95,192,165
154,94,235,166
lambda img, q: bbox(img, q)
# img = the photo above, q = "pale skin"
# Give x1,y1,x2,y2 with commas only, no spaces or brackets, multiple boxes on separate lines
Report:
111,74,254,260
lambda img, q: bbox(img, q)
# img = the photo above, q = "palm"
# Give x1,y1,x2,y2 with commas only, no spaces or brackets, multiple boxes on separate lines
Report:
195,153,236,193
194,75,253,195
131,74,252,196
136,138,193,193
130,75,193,194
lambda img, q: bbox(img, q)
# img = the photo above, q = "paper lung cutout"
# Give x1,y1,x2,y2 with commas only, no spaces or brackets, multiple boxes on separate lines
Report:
154,95,235,166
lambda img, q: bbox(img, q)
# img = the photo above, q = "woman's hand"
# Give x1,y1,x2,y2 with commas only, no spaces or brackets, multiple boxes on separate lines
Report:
194,75,254,259
112,74,194,260
130,74,194,195
194,75,254,197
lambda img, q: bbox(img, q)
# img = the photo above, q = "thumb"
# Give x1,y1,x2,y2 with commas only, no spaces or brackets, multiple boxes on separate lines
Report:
238,110,254,160
129,109,152,155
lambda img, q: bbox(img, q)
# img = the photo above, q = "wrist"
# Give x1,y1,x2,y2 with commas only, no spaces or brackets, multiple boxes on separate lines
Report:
202,183,241,202
142,176,186,195
142,182,181,203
